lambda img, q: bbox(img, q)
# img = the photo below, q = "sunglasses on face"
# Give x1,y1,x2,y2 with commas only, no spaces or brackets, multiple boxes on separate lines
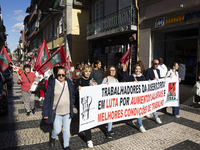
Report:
57,74,66,77
154,63,159,65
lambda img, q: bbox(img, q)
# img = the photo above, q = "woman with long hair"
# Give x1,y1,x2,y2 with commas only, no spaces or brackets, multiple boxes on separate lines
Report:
165,62,181,118
126,64,147,133
102,66,119,138
136,60,145,75
90,60,103,85
74,64,97,148
72,63,81,84
42,66,77,150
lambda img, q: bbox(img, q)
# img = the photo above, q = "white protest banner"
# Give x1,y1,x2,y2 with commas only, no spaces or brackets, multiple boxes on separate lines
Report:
79,77,179,132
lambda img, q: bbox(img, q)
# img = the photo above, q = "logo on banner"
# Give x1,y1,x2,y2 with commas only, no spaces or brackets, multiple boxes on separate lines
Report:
81,96,92,121
166,82,177,102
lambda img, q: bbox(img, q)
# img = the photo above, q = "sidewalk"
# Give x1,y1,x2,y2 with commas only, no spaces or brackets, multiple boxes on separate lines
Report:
0,74,200,150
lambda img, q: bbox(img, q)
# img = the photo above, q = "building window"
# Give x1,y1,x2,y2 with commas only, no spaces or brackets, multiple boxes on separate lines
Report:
46,26,48,41
54,18,57,37
95,0,103,21
59,15,63,34
118,0,132,10
50,22,53,39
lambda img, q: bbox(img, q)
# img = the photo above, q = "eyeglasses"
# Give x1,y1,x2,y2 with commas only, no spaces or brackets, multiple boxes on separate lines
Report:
154,63,159,65
57,74,66,77
110,70,116,72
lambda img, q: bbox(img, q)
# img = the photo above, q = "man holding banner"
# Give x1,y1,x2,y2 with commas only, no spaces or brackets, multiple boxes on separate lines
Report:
145,59,162,123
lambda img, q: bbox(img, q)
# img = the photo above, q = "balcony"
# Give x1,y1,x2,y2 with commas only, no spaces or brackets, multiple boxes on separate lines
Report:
74,0,90,8
53,0,65,9
87,5,137,40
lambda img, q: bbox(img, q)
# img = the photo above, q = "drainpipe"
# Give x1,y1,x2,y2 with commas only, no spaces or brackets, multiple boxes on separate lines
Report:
135,0,139,61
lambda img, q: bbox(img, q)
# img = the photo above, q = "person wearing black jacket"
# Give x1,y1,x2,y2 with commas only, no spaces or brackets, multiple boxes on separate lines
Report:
74,64,97,148
127,64,146,133
145,59,162,124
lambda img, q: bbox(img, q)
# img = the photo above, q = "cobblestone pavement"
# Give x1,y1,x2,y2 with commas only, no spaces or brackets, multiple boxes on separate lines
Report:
1,74,200,150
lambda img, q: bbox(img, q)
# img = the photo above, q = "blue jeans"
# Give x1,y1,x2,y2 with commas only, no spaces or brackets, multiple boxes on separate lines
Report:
172,107,179,115
108,122,113,131
51,114,71,148
137,118,143,127
153,111,158,119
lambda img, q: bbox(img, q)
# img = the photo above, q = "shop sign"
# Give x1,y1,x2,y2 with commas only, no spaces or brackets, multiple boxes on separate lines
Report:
155,17,165,28
155,10,200,28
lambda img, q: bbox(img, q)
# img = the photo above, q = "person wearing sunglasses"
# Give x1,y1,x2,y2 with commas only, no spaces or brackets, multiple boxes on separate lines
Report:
42,66,77,150
102,66,119,139
144,59,162,124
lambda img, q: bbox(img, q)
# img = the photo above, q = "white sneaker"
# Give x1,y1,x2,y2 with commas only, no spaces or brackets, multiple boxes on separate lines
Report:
146,114,151,118
87,140,93,148
156,117,162,124
139,126,146,133
39,97,43,101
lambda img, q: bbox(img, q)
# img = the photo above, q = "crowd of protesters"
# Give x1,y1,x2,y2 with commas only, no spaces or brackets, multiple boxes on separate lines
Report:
9,58,182,150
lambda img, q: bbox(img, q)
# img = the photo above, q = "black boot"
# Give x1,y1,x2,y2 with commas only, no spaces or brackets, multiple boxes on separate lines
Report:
49,137,55,147
26,112,31,116
32,107,35,114
64,146,71,150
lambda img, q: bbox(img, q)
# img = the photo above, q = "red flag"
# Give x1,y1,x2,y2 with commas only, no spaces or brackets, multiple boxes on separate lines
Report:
64,63,68,70
125,59,130,67
34,40,50,71
67,55,71,70
31,49,36,60
120,44,132,63
0,46,12,72
37,45,66,75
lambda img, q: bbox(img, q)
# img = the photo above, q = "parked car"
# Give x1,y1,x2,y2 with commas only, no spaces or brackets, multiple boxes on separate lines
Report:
3,68,12,87
0,83,8,115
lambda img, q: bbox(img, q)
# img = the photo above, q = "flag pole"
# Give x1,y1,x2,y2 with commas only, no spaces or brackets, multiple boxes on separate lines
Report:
129,44,132,75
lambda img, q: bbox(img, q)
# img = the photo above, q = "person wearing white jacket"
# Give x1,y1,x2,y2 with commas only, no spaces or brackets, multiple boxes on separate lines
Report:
158,58,168,78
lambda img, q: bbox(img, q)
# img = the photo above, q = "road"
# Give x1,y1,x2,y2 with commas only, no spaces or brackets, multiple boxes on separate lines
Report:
0,74,200,150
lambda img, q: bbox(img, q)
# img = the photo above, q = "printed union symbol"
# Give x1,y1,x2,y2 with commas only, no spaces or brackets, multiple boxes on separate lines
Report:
81,96,92,121
155,17,165,28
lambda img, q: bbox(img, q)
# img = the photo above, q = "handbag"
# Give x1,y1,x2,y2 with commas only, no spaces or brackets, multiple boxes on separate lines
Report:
46,82,66,124
24,72,38,92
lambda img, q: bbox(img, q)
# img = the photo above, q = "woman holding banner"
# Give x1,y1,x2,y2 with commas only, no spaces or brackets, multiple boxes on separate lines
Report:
165,62,181,118
75,65,97,148
126,64,147,133
102,66,119,138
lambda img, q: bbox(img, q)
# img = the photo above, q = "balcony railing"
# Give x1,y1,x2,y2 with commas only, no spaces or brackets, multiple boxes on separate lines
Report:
87,5,137,37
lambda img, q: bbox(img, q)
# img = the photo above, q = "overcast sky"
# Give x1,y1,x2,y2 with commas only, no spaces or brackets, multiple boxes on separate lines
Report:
0,0,31,52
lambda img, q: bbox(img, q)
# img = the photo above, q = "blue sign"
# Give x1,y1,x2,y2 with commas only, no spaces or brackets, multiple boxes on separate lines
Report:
155,17,165,28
